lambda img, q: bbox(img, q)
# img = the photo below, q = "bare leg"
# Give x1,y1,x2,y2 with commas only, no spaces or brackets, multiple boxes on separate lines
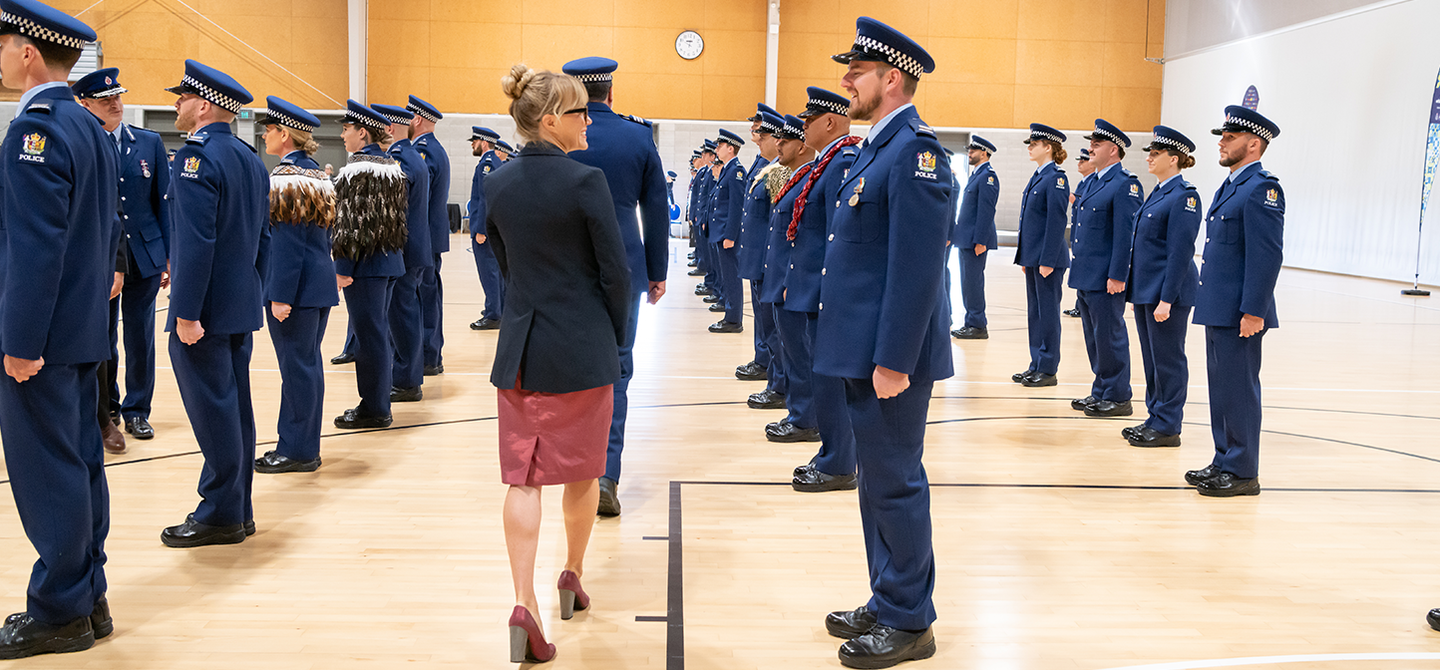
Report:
562,478,599,576
504,484,543,635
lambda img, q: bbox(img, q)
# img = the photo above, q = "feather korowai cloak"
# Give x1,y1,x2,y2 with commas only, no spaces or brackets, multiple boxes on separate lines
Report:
269,164,336,228
331,153,408,261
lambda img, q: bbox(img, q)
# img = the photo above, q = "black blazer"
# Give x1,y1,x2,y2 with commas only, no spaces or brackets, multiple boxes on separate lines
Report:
485,142,632,394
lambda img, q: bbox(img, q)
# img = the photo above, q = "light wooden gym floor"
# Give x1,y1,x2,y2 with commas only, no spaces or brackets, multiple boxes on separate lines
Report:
3,233,1440,670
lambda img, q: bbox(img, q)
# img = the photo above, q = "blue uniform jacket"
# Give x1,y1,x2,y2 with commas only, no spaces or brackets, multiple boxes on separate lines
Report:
696,170,715,235
266,151,339,309
707,157,746,243
413,132,450,253
737,156,772,281
1193,162,1284,328
117,124,171,278
1128,176,1200,307
466,150,501,234
952,161,999,249
1013,161,1070,269
568,102,670,293
786,142,859,313
813,106,955,381
0,86,118,363
167,121,269,335
686,172,702,222
388,138,433,269
1070,163,1142,291
760,173,803,304
334,144,407,279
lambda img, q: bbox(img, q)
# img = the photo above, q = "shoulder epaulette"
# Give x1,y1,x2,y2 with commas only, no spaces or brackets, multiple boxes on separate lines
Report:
1260,170,1279,182
915,123,936,138
1182,179,1197,190
185,133,208,146
1120,167,1135,177
623,114,652,127
25,102,51,114
841,145,858,156
414,137,429,147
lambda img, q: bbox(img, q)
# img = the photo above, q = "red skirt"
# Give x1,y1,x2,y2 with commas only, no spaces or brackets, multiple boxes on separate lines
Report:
497,378,614,487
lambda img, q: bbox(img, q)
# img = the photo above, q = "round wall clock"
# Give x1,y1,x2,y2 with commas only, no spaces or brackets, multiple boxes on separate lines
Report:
676,30,704,60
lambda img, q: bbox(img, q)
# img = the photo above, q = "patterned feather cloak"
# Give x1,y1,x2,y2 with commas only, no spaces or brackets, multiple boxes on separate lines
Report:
332,153,408,261
269,164,336,228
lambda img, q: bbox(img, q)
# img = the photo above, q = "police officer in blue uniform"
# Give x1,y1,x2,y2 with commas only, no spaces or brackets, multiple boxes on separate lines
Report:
0,1,117,655
496,140,513,160
1186,106,1284,498
371,103,431,402
760,114,818,437
816,17,951,668
72,67,170,443
1124,126,1201,449
788,87,861,492
707,128,747,333
468,125,505,330
1070,119,1142,417
950,135,998,340
736,110,784,385
1064,147,1094,318
695,141,719,295
1012,124,1070,387
161,60,270,548
254,97,338,473
407,95,449,375
563,56,672,516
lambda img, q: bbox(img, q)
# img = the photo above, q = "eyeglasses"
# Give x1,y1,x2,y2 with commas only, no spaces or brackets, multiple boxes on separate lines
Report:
561,107,589,121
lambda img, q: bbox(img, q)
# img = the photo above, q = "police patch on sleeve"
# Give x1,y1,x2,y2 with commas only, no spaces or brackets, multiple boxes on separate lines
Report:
1056,177,1065,189
482,165,490,174
987,176,995,185
1185,196,1197,212
1128,183,1140,197
19,133,47,164
181,156,202,179
914,151,938,180
1265,188,1279,207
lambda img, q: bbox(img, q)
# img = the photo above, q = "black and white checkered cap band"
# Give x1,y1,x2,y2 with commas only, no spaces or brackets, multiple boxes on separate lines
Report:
758,119,782,134
573,73,612,83
377,111,411,125
1,12,88,49
778,127,804,141
967,142,991,153
1029,130,1064,143
1090,127,1127,146
183,75,243,114
853,35,923,79
345,111,386,130
807,97,849,116
89,86,127,99
265,109,317,133
1150,134,1191,153
1222,115,1274,141
406,104,440,123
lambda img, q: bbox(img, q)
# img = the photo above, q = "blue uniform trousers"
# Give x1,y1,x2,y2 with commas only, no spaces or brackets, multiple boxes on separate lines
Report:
1023,267,1066,375
472,238,505,321
845,377,937,631
604,293,642,483
106,271,162,420
170,331,256,527
267,306,330,462
1205,326,1264,479
716,245,741,324
957,248,988,329
1076,289,1132,402
749,279,773,369
807,313,855,476
774,305,815,429
1133,303,1190,435
421,253,444,367
390,266,426,390
0,362,108,625
342,324,356,357
345,277,396,418
701,238,717,290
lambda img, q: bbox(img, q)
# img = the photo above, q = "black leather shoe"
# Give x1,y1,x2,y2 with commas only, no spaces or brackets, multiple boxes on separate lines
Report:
334,409,393,430
597,477,621,517
694,284,710,295
747,390,786,410
0,613,93,659
839,625,936,669
1196,473,1261,497
1071,396,1098,411
160,514,246,548
124,416,154,440
687,260,697,267
709,320,742,333
766,422,820,443
1064,308,1081,317
825,605,878,639
470,317,500,330
1020,371,1057,387
792,464,857,492
1121,423,1147,440
687,268,705,276
708,304,726,313
1427,608,1440,632
423,364,444,376
735,361,767,381
330,352,355,365
89,596,112,639
1184,464,1222,486
1085,399,1133,417
390,386,423,402
702,294,722,304
1128,426,1180,448
244,519,256,536
1011,369,1035,383
254,450,322,473
950,326,988,340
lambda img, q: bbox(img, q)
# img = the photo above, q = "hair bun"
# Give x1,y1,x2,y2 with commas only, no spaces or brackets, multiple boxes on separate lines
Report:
501,64,536,101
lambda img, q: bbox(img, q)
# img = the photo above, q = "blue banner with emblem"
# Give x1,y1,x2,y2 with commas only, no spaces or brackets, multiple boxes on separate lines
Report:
1405,67,1440,294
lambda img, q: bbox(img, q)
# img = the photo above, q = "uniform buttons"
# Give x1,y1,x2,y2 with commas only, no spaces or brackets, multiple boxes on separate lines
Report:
121,197,126,201
828,234,834,241
1206,238,1210,243
819,302,824,310
821,268,826,276
789,264,793,269
123,215,129,219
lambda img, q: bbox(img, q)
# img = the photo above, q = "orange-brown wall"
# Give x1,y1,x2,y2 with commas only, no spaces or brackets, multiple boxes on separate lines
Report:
366,0,768,121
777,0,1166,131
12,0,349,109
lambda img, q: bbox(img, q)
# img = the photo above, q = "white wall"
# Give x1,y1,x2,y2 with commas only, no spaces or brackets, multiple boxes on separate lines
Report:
1160,0,1440,285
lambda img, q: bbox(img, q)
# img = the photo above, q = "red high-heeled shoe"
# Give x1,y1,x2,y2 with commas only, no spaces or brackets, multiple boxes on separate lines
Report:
557,570,590,620
508,605,555,663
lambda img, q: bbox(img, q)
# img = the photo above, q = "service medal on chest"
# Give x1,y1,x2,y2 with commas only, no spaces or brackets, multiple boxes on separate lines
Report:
139,159,151,178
